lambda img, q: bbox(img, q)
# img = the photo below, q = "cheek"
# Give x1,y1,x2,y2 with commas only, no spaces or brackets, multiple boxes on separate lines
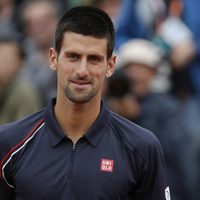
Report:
91,69,107,83
57,66,71,88
90,64,108,78
57,60,73,76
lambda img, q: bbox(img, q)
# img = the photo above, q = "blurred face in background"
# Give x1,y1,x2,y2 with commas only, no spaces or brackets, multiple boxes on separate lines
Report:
0,0,14,19
0,42,22,87
124,63,156,97
169,0,183,16
22,1,58,49
0,0,12,8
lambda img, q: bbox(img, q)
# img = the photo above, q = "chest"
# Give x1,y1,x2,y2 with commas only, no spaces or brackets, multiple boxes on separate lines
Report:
11,138,137,200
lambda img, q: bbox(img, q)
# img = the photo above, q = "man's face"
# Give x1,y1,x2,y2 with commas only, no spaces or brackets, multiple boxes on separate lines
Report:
49,32,115,103
0,42,22,86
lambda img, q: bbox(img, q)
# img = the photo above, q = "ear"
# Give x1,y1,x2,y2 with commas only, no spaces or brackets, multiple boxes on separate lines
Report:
106,55,116,78
49,47,58,71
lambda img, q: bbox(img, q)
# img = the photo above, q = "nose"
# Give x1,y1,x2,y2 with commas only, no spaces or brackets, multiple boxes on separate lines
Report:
76,58,88,78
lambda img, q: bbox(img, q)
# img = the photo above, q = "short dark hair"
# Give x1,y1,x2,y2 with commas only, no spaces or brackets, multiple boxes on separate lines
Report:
55,6,115,59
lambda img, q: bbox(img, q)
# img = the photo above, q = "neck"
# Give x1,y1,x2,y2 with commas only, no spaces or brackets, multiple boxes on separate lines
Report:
54,94,101,144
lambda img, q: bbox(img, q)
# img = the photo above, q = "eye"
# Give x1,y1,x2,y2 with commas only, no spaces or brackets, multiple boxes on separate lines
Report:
89,55,101,64
66,53,80,62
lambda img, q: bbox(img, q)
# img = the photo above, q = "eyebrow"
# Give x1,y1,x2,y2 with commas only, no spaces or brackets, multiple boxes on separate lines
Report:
64,50,105,59
64,51,80,55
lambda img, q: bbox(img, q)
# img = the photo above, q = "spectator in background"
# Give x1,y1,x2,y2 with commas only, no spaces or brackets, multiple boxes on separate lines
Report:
170,69,200,200
152,2,200,199
93,0,147,50
19,0,60,105
92,0,122,24
117,39,187,200
105,69,141,121
183,0,200,103
152,0,195,68
148,5,200,195
0,35,42,125
0,0,21,37
136,0,167,36
114,0,147,50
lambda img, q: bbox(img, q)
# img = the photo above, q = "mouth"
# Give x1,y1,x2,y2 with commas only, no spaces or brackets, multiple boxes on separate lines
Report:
71,80,92,90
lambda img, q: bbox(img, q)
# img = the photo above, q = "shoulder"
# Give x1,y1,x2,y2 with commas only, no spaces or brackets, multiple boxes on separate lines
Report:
0,109,45,157
109,111,164,161
109,111,168,196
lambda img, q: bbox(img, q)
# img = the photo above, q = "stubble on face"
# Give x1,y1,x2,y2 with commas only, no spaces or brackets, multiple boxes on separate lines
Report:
63,75,102,104
55,32,111,104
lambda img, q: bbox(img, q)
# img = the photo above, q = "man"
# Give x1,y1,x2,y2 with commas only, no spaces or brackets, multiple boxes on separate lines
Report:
19,0,60,105
0,35,42,125
118,39,183,200
0,6,170,200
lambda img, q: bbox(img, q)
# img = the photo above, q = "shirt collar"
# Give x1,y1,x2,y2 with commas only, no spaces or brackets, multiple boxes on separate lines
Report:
45,98,110,148
45,98,66,147
83,101,110,147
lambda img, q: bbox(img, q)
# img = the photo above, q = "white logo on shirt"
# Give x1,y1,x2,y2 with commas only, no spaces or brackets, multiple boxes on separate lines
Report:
100,159,114,172
165,186,171,200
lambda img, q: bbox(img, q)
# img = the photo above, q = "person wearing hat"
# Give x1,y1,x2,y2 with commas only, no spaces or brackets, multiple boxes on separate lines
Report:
0,35,42,125
118,39,187,200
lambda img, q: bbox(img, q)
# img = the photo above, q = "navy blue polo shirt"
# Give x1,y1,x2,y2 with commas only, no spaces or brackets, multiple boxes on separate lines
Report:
0,98,169,200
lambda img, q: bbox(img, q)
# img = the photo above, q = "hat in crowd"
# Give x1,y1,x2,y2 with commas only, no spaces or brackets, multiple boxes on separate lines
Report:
117,39,164,69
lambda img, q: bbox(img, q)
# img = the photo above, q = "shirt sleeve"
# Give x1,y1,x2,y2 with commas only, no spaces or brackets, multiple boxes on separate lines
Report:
0,138,15,200
134,136,170,200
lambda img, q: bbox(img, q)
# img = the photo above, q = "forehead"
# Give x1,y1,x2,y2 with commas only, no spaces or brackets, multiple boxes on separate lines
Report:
60,32,108,56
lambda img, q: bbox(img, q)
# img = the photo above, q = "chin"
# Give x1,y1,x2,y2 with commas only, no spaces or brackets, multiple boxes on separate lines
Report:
67,94,95,104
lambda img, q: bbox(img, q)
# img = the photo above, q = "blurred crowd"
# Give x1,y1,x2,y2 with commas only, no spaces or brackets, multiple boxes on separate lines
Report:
0,0,200,199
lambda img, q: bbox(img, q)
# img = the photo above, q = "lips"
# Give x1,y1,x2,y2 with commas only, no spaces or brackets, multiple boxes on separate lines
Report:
71,80,91,90
72,81,90,85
